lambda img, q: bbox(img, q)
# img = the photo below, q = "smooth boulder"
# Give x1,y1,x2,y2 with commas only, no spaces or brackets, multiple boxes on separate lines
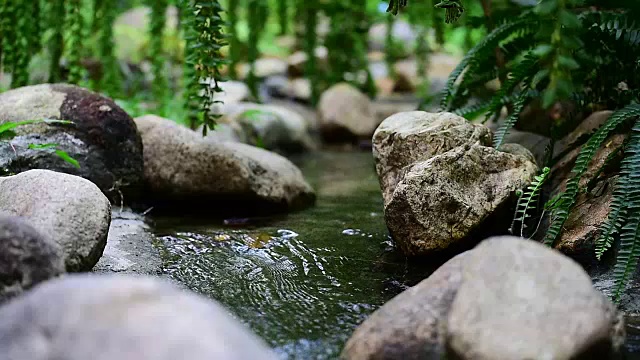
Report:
135,116,315,214
217,102,316,153
0,274,278,360
0,84,144,201
447,237,624,359
0,215,64,302
341,253,469,360
318,83,377,143
0,170,111,271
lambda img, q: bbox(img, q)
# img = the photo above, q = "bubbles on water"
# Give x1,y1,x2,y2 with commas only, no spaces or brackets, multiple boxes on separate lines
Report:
277,229,299,239
342,228,362,236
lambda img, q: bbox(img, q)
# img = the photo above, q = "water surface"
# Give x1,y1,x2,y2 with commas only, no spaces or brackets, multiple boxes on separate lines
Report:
152,151,434,359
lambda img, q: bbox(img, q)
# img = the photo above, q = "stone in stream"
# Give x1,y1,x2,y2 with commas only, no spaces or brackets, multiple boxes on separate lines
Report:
0,215,64,303
0,274,279,360
0,169,111,272
342,236,624,360
135,115,315,215
341,252,469,360
317,83,378,143
0,83,144,202
373,111,537,256
447,237,624,360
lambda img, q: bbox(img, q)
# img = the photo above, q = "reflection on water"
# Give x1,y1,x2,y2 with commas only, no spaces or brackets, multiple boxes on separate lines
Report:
152,152,433,359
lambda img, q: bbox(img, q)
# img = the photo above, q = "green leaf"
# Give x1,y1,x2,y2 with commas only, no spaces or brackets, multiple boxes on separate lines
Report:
535,0,558,15
54,150,80,169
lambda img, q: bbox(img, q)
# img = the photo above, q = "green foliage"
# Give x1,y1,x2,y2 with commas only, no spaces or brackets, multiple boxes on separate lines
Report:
0,119,80,169
182,0,227,133
510,167,550,238
246,0,269,100
95,0,121,97
148,0,169,101
301,0,320,105
47,0,66,83
65,0,86,85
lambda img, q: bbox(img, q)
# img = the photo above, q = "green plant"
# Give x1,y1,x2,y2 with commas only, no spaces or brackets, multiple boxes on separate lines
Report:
0,119,80,169
94,0,121,97
182,0,227,133
148,0,169,101
509,167,550,238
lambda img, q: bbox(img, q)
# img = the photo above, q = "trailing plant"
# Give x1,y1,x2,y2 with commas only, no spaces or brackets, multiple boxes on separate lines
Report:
95,0,121,97
301,0,320,105
182,0,227,133
65,0,86,85
246,0,269,100
48,0,66,83
148,0,169,101
225,0,240,79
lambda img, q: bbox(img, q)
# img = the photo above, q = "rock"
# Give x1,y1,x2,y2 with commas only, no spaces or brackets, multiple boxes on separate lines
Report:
368,20,417,52
555,110,614,158
210,80,251,114
238,58,288,80
385,143,537,256
318,83,377,143
221,102,316,154
516,98,586,137
0,215,64,302
135,116,315,214
287,78,312,102
0,84,144,202
447,236,624,360
93,209,161,275
0,170,111,272
0,274,278,360
487,121,551,167
373,111,492,204
371,101,419,126
287,47,328,78
341,252,469,360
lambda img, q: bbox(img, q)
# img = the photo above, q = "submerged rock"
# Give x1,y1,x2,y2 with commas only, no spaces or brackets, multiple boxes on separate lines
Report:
343,236,624,360
135,116,315,215
0,274,279,360
373,111,536,256
447,237,624,360
0,215,64,303
0,170,111,272
341,252,469,360
0,83,144,202
318,83,377,143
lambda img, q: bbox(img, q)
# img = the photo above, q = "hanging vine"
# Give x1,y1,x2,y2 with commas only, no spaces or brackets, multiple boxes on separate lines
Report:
148,0,169,101
182,0,227,134
246,0,269,100
95,0,121,97
10,1,30,88
65,0,85,85
302,0,320,105
226,0,239,79
48,0,66,83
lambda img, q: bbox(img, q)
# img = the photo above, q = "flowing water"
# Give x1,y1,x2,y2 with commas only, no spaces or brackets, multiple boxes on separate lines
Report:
150,150,640,359
151,151,436,359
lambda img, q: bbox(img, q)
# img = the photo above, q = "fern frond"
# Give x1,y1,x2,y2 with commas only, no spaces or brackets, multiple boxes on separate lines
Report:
510,167,550,238
492,90,531,149
586,11,640,47
612,117,640,301
544,104,640,246
595,173,628,260
452,99,493,120
485,52,539,122
439,17,534,110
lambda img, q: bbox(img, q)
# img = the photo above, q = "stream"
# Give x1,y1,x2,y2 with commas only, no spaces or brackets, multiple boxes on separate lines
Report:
150,150,640,359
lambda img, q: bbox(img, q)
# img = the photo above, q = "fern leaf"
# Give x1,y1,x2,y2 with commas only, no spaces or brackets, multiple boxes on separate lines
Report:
452,99,493,120
611,117,640,301
492,90,531,149
439,17,534,110
544,104,640,247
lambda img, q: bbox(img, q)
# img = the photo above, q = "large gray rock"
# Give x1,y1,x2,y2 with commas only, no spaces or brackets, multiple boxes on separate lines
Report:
0,215,64,303
386,143,537,256
135,116,315,214
0,274,278,360
341,252,469,360
447,237,624,360
318,83,377,143
373,111,492,204
373,112,536,256
93,209,161,275
0,170,111,271
0,84,144,202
